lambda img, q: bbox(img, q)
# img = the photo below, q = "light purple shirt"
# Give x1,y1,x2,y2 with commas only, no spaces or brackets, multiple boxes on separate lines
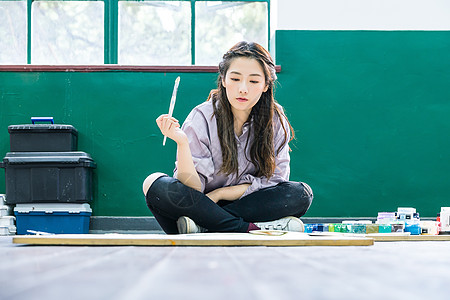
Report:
173,100,290,198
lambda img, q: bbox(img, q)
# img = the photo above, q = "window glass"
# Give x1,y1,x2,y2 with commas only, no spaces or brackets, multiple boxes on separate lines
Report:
0,1,27,64
195,1,268,65
32,1,104,64
118,1,191,65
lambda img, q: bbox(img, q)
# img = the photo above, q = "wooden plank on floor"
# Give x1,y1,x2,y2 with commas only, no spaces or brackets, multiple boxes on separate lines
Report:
367,233,450,242
12,232,374,247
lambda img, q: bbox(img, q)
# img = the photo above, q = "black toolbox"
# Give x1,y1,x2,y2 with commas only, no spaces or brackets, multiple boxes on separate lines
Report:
0,152,96,204
8,117,78,152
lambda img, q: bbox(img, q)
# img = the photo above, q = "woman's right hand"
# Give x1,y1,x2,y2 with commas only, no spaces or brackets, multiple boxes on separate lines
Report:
156,114,188,145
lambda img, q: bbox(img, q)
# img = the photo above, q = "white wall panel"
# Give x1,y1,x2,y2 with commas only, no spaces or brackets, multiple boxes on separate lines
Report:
275,0,450,30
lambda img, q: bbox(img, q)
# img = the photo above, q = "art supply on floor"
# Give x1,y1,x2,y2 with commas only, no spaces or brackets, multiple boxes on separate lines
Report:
163,76,180,146
419,221,440,235
378,224,392,233
439,207,450,233
390,222,405,233
377,212,397,224
301,205,450,240
366,224,379,234
397,207,419,221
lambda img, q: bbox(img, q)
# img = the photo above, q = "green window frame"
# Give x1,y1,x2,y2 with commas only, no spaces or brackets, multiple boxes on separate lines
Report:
9,0,270,65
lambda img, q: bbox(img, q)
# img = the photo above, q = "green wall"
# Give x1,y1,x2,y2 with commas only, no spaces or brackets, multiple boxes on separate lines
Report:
276,30,450,217
1,30,449,217
0,71,218,216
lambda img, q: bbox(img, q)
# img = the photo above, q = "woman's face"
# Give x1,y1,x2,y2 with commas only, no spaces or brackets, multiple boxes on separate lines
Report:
222,57,268,120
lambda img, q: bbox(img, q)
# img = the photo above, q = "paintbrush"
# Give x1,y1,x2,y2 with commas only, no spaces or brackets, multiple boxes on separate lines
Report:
163,76,180,146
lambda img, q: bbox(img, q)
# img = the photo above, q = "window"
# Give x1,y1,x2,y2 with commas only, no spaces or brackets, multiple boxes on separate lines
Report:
0,0,27,64
0,0,269,65
32,1,104,64
195,1,268,65
118,1,191,65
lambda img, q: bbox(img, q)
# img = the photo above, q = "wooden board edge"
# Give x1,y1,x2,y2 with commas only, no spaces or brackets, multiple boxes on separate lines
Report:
371,235,450,242
12,236,374,247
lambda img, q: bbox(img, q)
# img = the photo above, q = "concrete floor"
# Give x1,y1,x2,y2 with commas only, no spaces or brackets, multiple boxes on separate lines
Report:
1,235,450,300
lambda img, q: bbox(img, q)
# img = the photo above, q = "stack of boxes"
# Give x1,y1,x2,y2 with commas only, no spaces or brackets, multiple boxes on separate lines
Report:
395,207,421,235
375,211,403,233
0,117,96,234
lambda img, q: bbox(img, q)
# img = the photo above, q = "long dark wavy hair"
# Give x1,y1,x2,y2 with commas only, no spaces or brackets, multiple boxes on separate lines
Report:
206,41,294,178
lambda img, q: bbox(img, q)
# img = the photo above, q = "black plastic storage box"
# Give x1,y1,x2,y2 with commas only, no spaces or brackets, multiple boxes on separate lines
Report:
0,152,96,204
9,118,78,152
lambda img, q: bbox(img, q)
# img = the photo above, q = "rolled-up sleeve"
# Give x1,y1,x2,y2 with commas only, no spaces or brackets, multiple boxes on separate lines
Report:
238,115,291,198
173,110,214,193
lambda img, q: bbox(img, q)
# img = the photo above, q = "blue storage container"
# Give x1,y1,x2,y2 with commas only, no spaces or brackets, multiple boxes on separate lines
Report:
14,203,91,234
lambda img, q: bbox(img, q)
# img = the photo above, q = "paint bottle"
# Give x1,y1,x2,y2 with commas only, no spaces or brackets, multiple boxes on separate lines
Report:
390,222,405,233
397,207,417,221
405,223,421,235
366,224,379,234
317,224,324,232
329,224,335,232
419,221,440,235
351,224,366,234
377,212,396,224
440,207,450,234
437,213,441,232
379,224,392,233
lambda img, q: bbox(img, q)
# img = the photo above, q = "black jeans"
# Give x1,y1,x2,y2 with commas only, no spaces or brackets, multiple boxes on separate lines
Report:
145,175,313,234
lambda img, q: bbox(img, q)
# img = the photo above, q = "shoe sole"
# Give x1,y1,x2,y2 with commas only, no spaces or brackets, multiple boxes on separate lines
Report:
286,216,305,232
177,217,188,234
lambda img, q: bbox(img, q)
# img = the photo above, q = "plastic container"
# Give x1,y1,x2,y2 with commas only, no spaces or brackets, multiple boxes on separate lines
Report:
350,224,366,234
14,203,91,234
0,205,13,217
1,152,96,204
378,224,392,233
8,117,78,152
0,216,15,226
405,223,421,235
397,207,419,221
0,226,16,235
391,223,405,233
304,224,313,233
440,207,450,233
420,221,440,235
366,224,379,234
377,212,396,224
